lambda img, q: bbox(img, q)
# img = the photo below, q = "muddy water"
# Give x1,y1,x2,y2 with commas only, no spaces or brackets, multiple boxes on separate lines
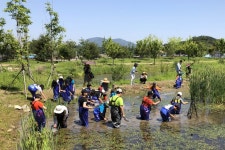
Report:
53,89,225,150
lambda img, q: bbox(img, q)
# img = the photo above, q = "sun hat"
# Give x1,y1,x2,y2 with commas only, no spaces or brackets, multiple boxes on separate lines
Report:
101,78,110,83
177,92,182,96
54,105,64,114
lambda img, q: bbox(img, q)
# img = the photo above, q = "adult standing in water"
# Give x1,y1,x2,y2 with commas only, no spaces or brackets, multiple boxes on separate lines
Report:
130,63,138,85
78,89,93,127
140,91,161,120
109,88,125,128
83,63,93,86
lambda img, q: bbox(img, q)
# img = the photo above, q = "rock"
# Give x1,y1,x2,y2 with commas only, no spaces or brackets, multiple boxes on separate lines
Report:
14,105,22,110
22,104,30,112
7,129,13,132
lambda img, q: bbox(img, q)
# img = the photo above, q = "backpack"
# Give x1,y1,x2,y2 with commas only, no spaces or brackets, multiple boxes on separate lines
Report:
89,72,94,79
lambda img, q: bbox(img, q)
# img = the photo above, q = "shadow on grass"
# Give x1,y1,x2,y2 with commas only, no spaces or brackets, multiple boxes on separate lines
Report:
0,85,20,91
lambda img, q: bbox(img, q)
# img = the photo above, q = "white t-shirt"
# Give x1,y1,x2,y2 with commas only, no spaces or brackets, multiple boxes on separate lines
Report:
130,66,136,75
176,62,181,72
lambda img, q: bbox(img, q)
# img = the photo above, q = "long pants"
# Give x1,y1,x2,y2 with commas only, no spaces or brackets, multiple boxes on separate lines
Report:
79,107,89,127
160,107,170,122
33,109,46,131
131,74,135,85
140,105,150,120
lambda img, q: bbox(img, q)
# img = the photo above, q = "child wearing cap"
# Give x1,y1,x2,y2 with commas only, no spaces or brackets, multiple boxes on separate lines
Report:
109,88,125,128
140,91,161,120
170,92,189,114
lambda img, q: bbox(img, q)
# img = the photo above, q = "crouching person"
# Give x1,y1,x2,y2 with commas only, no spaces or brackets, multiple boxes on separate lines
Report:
53,105,69,129
93,94,109,122
160,104,180,122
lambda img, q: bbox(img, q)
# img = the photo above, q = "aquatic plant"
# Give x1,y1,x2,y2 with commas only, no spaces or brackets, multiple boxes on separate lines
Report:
188,63,225,118
18,113,55,150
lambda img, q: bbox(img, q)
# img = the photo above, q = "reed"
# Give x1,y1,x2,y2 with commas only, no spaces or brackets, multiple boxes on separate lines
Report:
18,112,55,150
190,64,225,104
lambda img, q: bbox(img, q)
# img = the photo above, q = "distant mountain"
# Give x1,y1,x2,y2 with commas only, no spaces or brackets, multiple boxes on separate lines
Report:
87,37,135,47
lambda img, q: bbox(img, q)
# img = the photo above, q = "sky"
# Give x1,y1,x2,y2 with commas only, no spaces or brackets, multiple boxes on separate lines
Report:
0,0,225,44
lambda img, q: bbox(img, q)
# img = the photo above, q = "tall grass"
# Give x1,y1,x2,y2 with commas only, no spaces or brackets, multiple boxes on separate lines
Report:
189,64,225,104
19,113,55,150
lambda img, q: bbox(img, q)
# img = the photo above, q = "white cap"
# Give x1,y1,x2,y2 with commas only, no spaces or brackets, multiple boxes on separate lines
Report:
116,88,123,93
59,75,63,79
177,92,182,96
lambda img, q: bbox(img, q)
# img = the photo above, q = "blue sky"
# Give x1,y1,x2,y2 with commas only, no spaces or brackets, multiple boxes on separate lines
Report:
0,0,225,44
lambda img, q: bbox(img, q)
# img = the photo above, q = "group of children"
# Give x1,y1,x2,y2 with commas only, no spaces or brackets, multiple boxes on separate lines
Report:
140,89,189,122
28,60,192,131
51,76,75,104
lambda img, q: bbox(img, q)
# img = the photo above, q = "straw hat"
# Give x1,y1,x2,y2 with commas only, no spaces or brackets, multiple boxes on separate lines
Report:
101,78,110,83
54,105,65,114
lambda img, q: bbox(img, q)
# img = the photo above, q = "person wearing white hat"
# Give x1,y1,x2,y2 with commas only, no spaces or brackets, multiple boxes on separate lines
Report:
109,88,125,128
53,105,69,128
170,92,189,114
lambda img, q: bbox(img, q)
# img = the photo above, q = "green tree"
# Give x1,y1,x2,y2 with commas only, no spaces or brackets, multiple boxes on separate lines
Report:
149,36,163,65
164,37,182,56
102,37,125,64
29,34,51,61
0,30,19,61
183,38,198,60
45,2,65,86
135,39,148,57
4,0,33,97
58,40,76,61
216,38,225,58
78,39,99,60
136,35,163,64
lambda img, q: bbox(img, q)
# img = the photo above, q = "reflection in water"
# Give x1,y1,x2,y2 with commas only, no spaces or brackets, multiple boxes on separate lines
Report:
139,121,152,141
53,82,225,149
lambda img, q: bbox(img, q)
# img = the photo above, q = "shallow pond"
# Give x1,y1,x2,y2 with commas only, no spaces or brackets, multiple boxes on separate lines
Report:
54,90,225,150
